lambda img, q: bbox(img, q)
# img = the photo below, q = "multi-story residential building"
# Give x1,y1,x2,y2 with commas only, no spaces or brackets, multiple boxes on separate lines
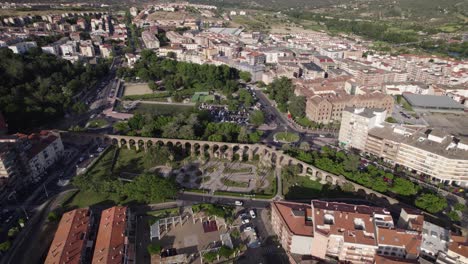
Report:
141,30,160,49
312,55,336,71
271,201,314,255
92,206,132,264
41,44,60,56
365,124,468,186
245,51,266,66
375,227,422,259
99,44,113,59
301,62,325,80
21,131,64,182
80,43,95,57
0,131,64,195
305,92,394,124
271,200,396,263
45,208,93,264
60,42,77,56
0,138,23,196
310,200,393,263
8,41,37,54
338,107,387,150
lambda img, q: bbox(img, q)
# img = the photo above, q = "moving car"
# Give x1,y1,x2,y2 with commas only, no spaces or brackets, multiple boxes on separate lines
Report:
235,200,243,206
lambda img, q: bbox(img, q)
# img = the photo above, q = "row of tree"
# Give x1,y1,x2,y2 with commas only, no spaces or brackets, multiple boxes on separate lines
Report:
0,48,109,131
285,146,451,214
113,112,263,143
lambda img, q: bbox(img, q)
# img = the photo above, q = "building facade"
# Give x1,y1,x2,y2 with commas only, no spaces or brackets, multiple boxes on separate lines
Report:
339,107,387,150
306,92,394,124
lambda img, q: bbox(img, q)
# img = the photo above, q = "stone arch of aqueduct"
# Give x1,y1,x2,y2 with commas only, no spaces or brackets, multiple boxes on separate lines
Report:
63,132,399,205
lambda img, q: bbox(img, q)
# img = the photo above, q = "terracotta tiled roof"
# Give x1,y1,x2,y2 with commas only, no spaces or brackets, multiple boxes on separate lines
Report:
448,235,468,258
376,227,421,255
272,201,314,237
92,206,128,264
45,208,91,264
312,200,391,246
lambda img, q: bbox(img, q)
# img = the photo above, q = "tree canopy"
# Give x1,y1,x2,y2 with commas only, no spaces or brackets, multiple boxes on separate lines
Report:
0,48,108,131
415,193,448,214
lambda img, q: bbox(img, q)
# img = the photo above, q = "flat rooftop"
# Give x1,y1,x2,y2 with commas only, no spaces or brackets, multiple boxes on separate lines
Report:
402,94,464,110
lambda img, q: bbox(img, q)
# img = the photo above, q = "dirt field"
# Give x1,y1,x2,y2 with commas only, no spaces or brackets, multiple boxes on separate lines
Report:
123,83,153,96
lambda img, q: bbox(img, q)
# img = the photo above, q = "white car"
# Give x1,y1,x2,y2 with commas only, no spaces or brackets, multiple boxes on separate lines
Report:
249,209,256,219
242,218,250,224
243,226,252,232
235,200,243,206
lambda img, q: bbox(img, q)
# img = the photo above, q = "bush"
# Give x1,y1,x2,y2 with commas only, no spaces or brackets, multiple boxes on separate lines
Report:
147,243,162,255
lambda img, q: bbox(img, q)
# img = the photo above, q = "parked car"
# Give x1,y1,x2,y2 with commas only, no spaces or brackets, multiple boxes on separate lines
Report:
242,218,250,224
249,209,256,219
243,226,252,232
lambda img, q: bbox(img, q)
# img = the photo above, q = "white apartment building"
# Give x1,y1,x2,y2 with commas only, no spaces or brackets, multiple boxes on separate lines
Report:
60,43,77,56
41,45,60,56
338,107,387,150
366,125,468,187
8,41,37,54
80,44,95,57
25,132,64,181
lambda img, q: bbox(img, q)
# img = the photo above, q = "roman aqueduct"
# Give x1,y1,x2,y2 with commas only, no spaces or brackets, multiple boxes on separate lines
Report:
62,132,399,205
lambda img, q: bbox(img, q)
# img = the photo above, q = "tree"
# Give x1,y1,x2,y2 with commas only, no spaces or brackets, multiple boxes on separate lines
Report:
249,110,265,126
454,203,465,212
0,241,11,252
239,71,252,82
447,211,461,222
288,95,306,118
124,173,178,203
415,193,447,214
144,145,173,167
203,251,218,263
219,245,235,258
248,131,263,143
113,121,130,132
390,178,418,196
128,113,146,130
147,243,162,255
8,227,19,237
386,117,397,123
237,127,249,143
72,102,88,114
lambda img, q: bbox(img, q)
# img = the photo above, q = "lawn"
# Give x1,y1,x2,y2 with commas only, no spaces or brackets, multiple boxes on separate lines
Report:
223,167,252,174
87,118,109,128
285,177,359,200
65,190,121,208
133,103,194,116
113,148,147,175
274,132,300,143
221,178,249,188
401,98,414,112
